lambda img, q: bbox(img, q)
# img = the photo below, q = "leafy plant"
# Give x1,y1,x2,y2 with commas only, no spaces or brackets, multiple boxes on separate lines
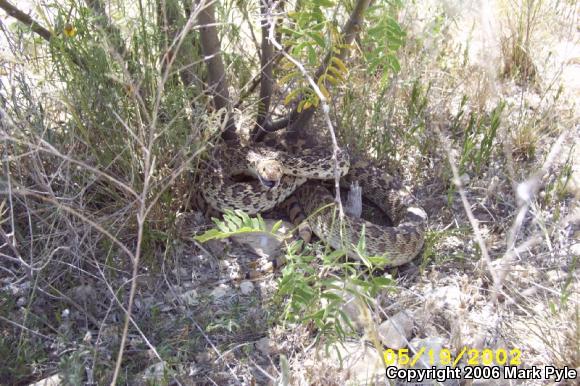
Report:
276,243,396,345
281,55,349,112
454,99,506,175
59,351,86,386
363,3,406,80
194,210,287,243
196,210,396,345
283,0,338,66
0,292,49,384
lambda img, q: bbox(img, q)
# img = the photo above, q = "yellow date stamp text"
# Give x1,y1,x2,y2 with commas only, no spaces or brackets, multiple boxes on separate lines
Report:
383,347,522,367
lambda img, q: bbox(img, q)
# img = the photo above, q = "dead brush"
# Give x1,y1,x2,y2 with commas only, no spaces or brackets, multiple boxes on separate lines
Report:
0,2,214,382
499,0,542,85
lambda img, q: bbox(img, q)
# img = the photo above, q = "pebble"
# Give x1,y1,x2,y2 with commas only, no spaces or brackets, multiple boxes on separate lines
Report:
137,361,168,383
378,311,414,349
428,285,463,310
409,336,447,367
325,341,384,384
180,289,199,306
239,281,254,295
256,337,274,355
210,285,229,300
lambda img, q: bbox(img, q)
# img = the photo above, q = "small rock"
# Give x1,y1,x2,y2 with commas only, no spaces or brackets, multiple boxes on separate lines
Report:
524,93,541,110
378,311,414,349
205,239,228,256
323,281,376,331
195,351,212,363
100,325,121,347
8,284,19,296
182,281,194,289
160,304,174,312
9,281,30,296
546,269,569,284
232,219,292,257
69,284,96,304
180,289,199,306
428,285,463,310
533,301,546,314
239,281,254,295
83,331,92,344
256,337,274,356
28,373,62,386
173,267,189,279
392,338,466,384
409,336,447,368
136,274,155,290
128,335,144,348
138,361,168,382
210,285,230,300
326,341,384,384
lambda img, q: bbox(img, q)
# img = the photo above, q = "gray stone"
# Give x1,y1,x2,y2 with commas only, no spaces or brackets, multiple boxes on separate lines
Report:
379,311,414,349
239,281,254,295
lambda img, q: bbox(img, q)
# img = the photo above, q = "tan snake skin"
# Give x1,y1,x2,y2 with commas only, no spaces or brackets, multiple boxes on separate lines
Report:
200,143,427,267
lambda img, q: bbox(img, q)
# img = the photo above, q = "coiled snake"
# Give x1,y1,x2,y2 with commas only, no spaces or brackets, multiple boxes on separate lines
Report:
199,143,426,267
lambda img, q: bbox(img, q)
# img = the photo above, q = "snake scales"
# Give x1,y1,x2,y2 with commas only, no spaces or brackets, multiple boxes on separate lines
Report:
199,143,427,267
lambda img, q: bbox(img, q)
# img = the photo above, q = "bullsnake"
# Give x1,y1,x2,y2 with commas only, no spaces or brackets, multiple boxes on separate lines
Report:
198,142,427,273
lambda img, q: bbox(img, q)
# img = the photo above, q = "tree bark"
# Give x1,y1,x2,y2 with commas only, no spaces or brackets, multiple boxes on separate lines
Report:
160,0,202,93
197,0,237,141
0,0,51,41
86,0,128,59
252,0,275,139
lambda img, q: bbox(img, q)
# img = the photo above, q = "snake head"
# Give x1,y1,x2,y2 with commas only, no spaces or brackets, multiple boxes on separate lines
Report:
254,160,283,189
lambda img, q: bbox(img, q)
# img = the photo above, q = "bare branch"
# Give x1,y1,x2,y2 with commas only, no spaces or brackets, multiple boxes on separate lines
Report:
235,42,290,111
0,0,51,41
436,124,571,305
